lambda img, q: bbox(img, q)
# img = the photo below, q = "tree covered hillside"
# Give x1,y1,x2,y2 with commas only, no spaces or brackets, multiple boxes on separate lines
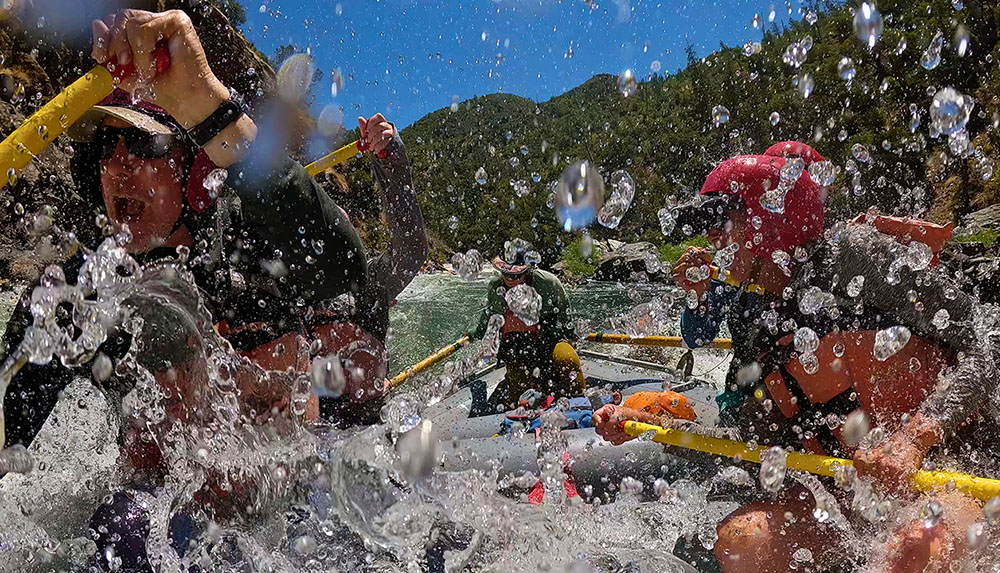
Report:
339,0,1000,264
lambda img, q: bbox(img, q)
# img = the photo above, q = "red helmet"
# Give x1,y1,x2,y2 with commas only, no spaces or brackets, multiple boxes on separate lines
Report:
700,141,825,257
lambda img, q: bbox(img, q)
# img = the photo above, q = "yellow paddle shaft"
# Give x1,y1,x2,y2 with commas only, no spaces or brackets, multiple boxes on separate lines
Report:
387,335,470,389
623,421,1000,502
585,333,732,350
304,140,361,176
1,65,114,181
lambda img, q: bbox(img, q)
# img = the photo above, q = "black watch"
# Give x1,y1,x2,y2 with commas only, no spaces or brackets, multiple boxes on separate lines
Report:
186,88,249,148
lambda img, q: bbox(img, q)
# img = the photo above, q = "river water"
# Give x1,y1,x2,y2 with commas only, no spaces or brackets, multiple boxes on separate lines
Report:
387,270,678,375
1,255,997,572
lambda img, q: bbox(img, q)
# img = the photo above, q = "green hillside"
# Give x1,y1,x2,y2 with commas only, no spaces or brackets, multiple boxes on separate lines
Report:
339,0,999,263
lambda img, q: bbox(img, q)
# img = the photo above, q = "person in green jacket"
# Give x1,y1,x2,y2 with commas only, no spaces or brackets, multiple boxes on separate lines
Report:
469,242,586,412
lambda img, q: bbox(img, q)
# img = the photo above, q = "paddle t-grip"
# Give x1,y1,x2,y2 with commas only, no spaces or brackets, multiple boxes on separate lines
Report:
110,42,171,84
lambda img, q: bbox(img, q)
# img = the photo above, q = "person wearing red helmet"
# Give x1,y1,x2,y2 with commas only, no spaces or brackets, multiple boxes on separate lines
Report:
594,142,998,572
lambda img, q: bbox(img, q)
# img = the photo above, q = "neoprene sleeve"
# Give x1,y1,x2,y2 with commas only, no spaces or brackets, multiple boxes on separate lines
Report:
821,223,999,438
228,156,368,301
371,133,427,299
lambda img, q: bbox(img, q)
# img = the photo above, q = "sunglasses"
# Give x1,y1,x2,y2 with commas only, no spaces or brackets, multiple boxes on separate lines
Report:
87,125,183,161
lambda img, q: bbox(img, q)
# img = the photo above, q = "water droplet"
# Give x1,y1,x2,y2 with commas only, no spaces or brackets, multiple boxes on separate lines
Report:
202,168,228,197
932,309,950,330
92,353,113,381
873,326,911,361
808,160,836,186
930,87,974,136
311,354,346,398
13,202,24,216
448,215,458,231
0,445,34,475
712,105,730,126
851,143,871,162
277,53,315,102
555,160,604,231
782,39,810,68
984,496,1000,525
846,275,865,297
519,145,529,156
895,36,908,55
504,284,542,326
842,411,870,446
853,2,883,49
837,57,856,82
759,447,787,493
617,69,637,98
794,328,820,355
511,179,530,198
475,166,487,185
769,111,780,125
954,25,970,57
920,499,944,529
6,167,17,186
292,535,317,555
793,548,813,563
597,170,634,229
920,31,944,70
798,73,814,98
967,522,987,549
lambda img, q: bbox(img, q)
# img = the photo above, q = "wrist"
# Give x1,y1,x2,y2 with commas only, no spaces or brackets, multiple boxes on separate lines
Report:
902,413,942,453
172,77,230,130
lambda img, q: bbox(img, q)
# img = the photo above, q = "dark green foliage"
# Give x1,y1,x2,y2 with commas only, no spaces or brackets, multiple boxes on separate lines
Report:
343,1,1000,263
213,0,247,26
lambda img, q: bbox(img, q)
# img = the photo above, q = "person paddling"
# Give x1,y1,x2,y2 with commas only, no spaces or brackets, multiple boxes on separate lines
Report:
468,241,586,413
0,8,422,570
593,141,999,572
307,112,427,428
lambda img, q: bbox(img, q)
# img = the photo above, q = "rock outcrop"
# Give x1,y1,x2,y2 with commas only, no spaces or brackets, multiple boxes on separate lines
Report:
593,241,663,282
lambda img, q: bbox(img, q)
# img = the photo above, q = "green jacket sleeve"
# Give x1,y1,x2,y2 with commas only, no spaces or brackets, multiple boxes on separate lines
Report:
533,270,575,343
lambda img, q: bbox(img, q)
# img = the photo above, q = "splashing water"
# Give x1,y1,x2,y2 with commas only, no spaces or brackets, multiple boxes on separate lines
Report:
597,170,635,229
555,160,604,231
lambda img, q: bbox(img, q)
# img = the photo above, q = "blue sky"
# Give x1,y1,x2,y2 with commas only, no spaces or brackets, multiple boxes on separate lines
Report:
241,0,800,128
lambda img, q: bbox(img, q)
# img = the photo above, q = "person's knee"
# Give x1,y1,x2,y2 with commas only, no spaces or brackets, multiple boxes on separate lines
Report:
714,509,771,571
551,342,585,390
551,342,580,367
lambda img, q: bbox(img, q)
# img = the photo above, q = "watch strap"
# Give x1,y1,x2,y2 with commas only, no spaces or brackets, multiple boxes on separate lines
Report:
187,89,248,148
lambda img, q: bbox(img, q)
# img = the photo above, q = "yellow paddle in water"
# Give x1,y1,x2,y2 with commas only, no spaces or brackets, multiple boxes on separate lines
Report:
585,333,732,349
386,335,471,389
622,420,1000,502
